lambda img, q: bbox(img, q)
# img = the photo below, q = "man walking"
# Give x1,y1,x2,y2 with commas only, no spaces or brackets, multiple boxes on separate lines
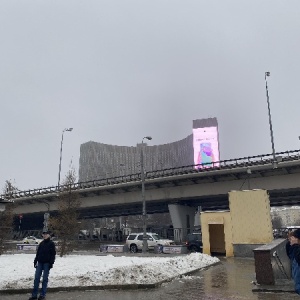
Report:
29,230,56,300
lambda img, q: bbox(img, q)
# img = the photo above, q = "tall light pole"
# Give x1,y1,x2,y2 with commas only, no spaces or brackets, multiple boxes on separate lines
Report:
141,136,152,253
265,72,277,168
58,128,73,187
43,202,50,232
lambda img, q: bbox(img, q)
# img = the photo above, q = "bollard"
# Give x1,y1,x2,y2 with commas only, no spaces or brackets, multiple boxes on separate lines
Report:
253,239,291,285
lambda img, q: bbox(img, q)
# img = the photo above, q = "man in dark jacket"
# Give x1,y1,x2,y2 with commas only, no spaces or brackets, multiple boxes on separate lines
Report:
286,228,300,294
28,230,56,300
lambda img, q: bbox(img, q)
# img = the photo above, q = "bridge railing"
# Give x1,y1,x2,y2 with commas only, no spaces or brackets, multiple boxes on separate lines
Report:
2,149,300,200
146,149,300,179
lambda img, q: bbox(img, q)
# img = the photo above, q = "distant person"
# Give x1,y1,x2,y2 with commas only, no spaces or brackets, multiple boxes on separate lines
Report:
28,230,56,300
286,229,300,294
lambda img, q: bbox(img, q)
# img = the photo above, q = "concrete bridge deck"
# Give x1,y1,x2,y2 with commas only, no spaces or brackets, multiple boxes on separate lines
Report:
2,149,300,225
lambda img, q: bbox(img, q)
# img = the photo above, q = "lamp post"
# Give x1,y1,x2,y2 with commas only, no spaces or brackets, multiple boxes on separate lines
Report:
43,202,50,232
141,136,152,253
58,128,73,188
264,72,277,168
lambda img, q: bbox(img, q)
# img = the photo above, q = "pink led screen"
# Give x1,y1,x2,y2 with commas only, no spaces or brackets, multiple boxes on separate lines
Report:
193,126,219,169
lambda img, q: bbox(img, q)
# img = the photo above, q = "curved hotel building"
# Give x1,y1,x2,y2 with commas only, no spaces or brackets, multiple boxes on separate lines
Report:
79,118,219,182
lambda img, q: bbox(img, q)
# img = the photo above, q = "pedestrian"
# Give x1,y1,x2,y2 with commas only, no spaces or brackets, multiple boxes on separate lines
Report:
28,230,56,300
286,228,300,294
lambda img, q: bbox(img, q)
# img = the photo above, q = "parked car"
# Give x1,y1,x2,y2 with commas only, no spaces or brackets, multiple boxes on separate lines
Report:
185,232,203,252
126,232,174,253
22,236,42,244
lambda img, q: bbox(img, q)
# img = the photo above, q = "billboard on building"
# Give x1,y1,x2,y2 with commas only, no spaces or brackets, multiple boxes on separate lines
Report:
193,118,219,169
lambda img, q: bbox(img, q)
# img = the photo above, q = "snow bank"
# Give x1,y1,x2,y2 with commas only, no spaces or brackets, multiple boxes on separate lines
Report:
0,253,219,290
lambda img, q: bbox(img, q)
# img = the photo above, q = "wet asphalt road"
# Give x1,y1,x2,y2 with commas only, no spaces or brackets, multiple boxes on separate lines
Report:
1,257,300,300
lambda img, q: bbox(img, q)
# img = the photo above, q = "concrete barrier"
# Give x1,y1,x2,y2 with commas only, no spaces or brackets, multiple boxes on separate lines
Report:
16,244,38,251
163,245,188,254
99,244,128,253
253,238,291,285
153,245,188,254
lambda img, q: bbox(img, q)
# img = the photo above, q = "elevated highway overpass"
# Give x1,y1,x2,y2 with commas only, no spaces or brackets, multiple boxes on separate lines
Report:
3,150,300,230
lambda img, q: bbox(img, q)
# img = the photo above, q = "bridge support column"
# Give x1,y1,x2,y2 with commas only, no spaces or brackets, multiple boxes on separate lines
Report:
168,204,197,242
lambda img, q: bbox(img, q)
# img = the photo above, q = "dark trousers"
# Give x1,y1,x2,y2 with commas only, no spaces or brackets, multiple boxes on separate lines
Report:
32,262,50,297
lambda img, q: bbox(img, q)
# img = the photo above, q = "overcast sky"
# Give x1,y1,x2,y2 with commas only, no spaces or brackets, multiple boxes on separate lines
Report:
1,0,300,191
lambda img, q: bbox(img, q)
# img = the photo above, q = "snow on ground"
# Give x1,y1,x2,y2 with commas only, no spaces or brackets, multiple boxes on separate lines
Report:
0,253,219,290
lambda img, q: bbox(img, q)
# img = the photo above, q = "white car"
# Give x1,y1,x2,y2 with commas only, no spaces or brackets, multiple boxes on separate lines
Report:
126,232,174,253
22,236,42,244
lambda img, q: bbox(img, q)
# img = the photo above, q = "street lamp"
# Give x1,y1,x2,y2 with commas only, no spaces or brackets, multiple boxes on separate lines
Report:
43,202,50,232
141,136,152,253
58,128,73,187
264,72,277,168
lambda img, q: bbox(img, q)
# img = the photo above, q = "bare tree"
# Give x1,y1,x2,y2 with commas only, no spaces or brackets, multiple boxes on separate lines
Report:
49,169,81,257
0,180,17,255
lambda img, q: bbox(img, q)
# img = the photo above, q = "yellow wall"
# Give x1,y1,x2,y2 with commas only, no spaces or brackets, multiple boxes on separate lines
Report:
201,211,234,257
200,190,273,257
229,190,273,244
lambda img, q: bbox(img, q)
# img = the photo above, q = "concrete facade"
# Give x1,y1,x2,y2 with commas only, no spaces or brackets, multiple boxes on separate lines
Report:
201,210,234,257
230,190,273,257
78,118,218,182
168,204,197,241
200,190,273,257
229,190,273,244
79,135,194,182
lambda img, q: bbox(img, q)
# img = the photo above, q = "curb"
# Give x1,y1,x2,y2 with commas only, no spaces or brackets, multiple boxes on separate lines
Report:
252,280,296,294
252,287,295,293
0,284,158,295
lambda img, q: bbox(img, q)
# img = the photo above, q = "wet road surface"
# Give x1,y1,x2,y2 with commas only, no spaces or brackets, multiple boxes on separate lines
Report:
2,257,299,300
